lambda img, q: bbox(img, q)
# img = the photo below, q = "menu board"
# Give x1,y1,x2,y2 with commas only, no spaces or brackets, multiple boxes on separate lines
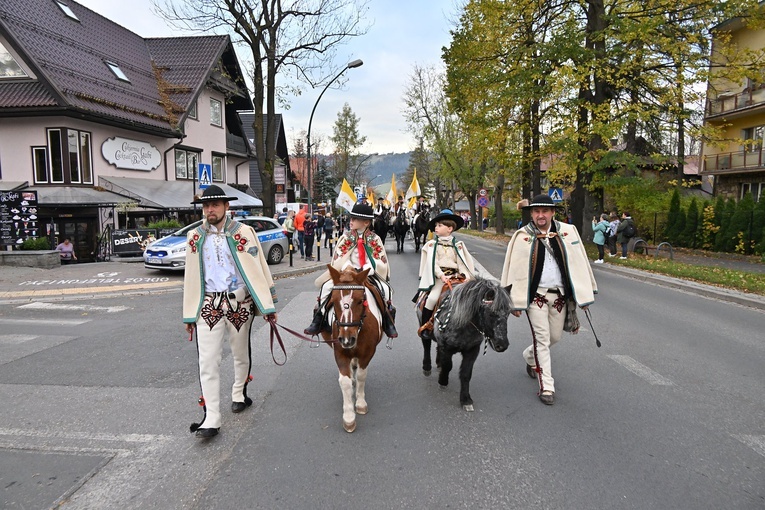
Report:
0,190,39,246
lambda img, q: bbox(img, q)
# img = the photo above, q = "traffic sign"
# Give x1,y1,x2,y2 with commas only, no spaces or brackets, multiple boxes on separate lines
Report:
477,196,489,207
198,163,212,189
548,187,563,203
478,188,488,197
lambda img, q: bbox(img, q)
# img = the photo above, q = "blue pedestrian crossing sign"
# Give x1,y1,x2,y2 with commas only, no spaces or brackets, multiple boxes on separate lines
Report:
198,163,212,189
548,187,563,203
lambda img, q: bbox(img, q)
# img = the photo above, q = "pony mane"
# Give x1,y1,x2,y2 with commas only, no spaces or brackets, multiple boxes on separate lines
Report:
447,277,511,330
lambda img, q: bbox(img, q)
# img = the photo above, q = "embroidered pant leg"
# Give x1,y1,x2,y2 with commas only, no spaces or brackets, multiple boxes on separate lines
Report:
196,316,227,429
523,295,566,393
227,301,256,404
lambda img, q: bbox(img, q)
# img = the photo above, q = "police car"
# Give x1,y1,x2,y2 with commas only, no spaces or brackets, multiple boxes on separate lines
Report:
143,216,288,271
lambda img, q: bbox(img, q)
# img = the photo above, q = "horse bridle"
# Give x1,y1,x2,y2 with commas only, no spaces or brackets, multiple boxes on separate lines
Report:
331,284,368,331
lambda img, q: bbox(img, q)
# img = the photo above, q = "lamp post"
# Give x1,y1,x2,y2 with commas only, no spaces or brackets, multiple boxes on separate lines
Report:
306,59,363,212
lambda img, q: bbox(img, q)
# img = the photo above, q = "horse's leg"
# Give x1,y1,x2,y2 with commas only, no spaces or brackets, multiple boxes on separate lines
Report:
355,363,369,414
438,347,454,388
435,344,442,369
335,350,356,433
421,337,432,376
459,344,481,411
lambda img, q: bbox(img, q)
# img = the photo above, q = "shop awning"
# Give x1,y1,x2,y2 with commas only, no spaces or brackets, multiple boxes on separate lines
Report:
0,181,30,191
98,176,262,210
26,186,137,207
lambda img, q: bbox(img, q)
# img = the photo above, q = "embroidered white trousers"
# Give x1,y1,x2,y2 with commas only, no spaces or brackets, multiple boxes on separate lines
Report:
523,288,566,394
195,298,255,429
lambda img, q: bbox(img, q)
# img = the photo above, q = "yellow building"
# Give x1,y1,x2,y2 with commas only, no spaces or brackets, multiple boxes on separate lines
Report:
702,12,765,201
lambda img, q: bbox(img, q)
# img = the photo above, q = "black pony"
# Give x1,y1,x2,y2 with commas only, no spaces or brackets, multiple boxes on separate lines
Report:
393,208,409,254
373,210,391,244
412,207,431,252
418,277,511,411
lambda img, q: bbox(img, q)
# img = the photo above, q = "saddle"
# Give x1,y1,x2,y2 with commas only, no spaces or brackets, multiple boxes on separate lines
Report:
416,275,466,335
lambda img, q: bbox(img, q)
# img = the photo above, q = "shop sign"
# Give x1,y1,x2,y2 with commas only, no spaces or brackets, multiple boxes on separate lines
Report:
0,190,38,246
112,229,157,254
102,137,161,171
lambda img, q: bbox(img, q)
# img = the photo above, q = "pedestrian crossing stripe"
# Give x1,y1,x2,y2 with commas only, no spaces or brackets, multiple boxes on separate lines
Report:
549,188,563,202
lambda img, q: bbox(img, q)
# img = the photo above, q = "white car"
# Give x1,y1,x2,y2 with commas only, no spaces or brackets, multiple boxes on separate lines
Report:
144,216,288,271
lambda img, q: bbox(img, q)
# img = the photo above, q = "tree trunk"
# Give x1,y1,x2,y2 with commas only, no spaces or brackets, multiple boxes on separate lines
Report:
494,173,505,234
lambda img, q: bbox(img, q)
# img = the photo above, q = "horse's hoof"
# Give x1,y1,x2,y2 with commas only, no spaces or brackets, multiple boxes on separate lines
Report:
423,369,431,376
463,404,475,412
343,420,356,433
356,404,368,415
439,384,448,391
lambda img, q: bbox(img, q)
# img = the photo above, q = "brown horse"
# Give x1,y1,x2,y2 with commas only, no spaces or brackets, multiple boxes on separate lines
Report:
321,265,384,432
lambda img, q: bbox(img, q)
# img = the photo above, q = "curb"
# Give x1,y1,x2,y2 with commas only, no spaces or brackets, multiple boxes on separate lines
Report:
593,263,765,311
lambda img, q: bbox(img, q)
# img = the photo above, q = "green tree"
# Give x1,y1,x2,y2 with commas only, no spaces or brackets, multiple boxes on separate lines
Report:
715,198,738,252
682,198,701,248
330,103,367,186
664,188,682,241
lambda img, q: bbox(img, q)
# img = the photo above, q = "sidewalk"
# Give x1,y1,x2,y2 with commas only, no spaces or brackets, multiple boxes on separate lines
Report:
0,248,328,304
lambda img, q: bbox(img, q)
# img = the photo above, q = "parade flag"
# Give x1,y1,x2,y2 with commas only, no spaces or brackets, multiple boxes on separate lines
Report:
385,174,398,206
405,168,421,200
367,188,376,205
336,178,357,212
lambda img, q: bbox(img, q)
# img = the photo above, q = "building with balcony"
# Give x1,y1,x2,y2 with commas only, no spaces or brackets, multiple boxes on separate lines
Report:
0,0,266,261
701,10,765,202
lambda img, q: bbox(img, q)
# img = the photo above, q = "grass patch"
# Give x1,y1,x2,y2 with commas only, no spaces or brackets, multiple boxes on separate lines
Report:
458,228,765,296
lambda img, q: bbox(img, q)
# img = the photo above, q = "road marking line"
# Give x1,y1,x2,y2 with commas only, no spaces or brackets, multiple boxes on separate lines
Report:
607,355,674,385
18,302,129,313
0,428,170,443
0,318,90,326
733,434,765,457
0,334,38,344
0,280,181,298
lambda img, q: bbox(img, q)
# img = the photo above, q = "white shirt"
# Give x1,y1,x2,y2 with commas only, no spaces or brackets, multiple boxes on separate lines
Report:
202,224,240,292
537,234,564,292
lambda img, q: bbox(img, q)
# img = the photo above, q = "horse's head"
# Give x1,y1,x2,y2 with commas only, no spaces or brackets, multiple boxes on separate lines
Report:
476,285,511,353
447,278,511,353
328,265,371,349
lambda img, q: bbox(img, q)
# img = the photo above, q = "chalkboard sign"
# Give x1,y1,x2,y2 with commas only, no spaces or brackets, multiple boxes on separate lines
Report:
0,190,39,246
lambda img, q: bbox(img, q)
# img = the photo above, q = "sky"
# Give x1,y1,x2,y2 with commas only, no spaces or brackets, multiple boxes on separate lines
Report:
76,0,459,155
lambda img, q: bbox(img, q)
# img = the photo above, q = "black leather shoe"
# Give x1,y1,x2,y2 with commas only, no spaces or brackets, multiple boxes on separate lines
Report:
420,328,434,341
539,391,554,405
231,401,247,413
526,364,537,379
383,316,398,338
195,427,219,438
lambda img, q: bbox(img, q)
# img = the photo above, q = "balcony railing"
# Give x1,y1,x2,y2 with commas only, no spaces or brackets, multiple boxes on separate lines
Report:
706,86,765,116
226,133,249,155
703,148,765,173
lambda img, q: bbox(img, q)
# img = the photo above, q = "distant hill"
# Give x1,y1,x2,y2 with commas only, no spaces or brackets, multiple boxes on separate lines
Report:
364,152,411,193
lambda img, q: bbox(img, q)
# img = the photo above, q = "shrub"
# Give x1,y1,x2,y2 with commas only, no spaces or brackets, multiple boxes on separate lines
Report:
147,219,182,230
20,237,51,250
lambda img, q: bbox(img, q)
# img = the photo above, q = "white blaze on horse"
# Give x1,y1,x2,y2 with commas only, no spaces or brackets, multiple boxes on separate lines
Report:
322,265,384,432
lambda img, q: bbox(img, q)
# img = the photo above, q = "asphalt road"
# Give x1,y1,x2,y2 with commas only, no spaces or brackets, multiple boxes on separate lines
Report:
1,234,763,509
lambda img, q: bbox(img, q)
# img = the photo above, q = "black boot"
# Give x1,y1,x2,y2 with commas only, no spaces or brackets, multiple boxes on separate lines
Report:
420,308,434,341
304,306,324,335
382,309,398,338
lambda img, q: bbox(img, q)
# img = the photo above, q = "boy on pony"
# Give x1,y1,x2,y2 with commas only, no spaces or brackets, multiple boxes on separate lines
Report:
305,202,398,338
416,209,476,340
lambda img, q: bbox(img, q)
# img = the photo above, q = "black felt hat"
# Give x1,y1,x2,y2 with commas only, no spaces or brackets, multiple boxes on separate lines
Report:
521,194,564,210
349,202,375,219
427,209,465,232
191,185,238,204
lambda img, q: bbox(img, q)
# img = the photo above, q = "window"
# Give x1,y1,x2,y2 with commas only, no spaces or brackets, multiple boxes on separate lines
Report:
54,1,79,21
743,126,765,152
105,61,130,82
35,128,92,184
33,147,48,183
175,149,199,180
0,41,28,78
188,101,197,120
212,155,224,181
210,98,222,127
742,182,764,202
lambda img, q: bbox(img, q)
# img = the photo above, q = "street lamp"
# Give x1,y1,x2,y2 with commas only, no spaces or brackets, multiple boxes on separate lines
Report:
306,59,364,212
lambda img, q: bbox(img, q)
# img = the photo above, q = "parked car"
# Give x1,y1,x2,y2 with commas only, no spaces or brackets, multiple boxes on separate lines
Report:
144,216,288,271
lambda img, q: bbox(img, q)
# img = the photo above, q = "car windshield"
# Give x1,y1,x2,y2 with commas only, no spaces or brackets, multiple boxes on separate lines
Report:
170,217,276,236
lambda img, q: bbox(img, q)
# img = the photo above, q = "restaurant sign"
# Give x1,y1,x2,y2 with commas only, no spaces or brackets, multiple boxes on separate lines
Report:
101,137,161,171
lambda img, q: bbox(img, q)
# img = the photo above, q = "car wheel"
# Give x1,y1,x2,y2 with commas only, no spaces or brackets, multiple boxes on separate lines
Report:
267,245,284,264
